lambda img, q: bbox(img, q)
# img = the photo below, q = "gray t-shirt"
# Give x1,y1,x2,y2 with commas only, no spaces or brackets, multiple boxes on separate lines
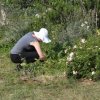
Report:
10,32,37,54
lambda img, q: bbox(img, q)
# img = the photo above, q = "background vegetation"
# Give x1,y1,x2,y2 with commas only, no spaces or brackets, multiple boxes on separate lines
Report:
0,0,100,78
0,0,100,99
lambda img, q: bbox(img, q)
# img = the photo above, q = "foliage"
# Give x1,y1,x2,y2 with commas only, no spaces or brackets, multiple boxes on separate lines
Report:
0,0,99,43
0,0,100,80
66,35,100,80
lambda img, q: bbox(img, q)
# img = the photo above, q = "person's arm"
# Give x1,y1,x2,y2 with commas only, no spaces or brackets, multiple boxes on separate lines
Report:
30,41,45,60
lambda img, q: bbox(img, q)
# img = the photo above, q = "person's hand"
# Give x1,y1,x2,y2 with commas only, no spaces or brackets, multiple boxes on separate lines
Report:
39,54,46,61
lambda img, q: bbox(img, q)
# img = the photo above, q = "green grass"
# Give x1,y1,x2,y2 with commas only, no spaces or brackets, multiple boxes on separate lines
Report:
0,51,100,100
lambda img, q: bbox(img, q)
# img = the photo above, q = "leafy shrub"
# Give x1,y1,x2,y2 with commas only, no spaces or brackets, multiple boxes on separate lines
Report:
0,0,100,80
19,42,66,77
66,35,100,80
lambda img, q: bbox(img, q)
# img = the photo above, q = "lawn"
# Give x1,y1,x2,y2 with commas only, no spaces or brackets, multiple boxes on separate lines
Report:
0,51,100,100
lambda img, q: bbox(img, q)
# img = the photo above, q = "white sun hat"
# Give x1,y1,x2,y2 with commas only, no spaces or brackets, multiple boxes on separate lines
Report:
34,28,51,43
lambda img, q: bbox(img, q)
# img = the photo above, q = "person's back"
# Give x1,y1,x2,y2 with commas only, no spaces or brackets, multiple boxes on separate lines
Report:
11,32,37,54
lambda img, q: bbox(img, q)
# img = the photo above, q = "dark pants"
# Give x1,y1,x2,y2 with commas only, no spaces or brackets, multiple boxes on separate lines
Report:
10,46,39,63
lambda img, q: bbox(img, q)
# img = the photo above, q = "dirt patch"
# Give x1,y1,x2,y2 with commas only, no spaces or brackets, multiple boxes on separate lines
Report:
79,78,95,86
19,72,66,84
19,72,96,86
19,75,55,84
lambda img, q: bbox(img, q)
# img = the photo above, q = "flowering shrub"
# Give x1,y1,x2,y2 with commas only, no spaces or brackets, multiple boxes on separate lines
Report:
0,0,100,80
66,35,100,80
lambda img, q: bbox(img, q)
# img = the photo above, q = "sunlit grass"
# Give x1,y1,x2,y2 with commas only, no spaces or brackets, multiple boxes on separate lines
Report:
0,52,100,100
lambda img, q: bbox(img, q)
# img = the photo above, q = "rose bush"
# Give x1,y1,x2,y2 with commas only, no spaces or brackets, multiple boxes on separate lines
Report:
66,35,100,80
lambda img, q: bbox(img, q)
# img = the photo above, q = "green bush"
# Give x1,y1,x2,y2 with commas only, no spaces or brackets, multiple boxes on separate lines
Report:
19,42,66,76
0,0,100,80
1,0,98,47
66,35,100,80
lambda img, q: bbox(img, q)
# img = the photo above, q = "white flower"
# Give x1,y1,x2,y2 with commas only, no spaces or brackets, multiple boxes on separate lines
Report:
69,52,74,57
87,26,89,29
81,23,85,27
89,78,92,81
66,61,68,65
87,48,91,50
35,14,40,18
79,47,82,49
95,46,98,48
81,38,86,43
73,45,77,49
67,52,74,62
92,71,95,75
64,49,67,53
67,57,73,62
73,70,78,75
95,66,97,69
84,21,88,24
46,8,52,12
21,63,26,66
96,30,100,35
47,8,52,11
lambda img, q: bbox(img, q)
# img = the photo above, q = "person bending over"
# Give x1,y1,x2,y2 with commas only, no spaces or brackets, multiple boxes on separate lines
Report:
10,28,51,70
